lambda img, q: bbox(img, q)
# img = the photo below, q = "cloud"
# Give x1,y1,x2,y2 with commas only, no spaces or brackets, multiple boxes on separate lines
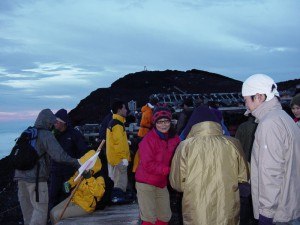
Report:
0,0,299,119
0,62,100,90
0,110,39,122
40,95,72,99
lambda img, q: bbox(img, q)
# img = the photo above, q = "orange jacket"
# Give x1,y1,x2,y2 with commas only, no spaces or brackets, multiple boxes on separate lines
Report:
137,104,154,137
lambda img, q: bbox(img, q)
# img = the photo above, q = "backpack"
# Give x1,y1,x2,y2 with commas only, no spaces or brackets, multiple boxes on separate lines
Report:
10,126,44,170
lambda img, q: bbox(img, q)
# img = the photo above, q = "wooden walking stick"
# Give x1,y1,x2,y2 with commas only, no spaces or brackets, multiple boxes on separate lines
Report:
57,140,106,223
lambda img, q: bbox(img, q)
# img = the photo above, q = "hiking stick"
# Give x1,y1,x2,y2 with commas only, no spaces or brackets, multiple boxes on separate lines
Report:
96,139,105,152
56,176,83,223
57,140,105,223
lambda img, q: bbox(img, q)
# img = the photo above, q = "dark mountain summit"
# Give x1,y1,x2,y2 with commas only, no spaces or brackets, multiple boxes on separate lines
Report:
69,69,244,125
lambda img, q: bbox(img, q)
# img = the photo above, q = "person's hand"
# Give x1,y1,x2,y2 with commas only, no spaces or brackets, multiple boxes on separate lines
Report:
122,159,129,166
82,170,92,179
63,182,71,193
259,214,274,225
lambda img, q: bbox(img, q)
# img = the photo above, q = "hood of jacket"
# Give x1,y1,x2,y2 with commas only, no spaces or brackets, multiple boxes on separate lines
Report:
79,150,102,174
34,109,56,130
187,121,223,139
141,104,151,113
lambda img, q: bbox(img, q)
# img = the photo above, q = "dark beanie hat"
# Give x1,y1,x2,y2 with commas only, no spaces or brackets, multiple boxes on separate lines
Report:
55,109,68,123
152,107,172,124
290,94,300,107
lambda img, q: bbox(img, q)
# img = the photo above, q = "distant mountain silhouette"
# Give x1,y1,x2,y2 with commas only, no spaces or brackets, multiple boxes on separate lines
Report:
69,69,299,125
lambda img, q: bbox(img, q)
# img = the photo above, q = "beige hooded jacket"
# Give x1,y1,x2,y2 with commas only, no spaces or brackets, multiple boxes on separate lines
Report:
170,121,248,225
251,98,300,222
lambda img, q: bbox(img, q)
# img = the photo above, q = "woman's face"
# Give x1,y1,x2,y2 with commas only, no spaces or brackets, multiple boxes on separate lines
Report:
155,118,171,133
291,104,300,119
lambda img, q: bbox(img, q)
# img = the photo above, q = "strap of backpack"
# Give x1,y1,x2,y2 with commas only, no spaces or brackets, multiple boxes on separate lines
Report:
38,152,46,159
34,153,46,202
35,162,40,202
107,119,125,132
34,127,45,202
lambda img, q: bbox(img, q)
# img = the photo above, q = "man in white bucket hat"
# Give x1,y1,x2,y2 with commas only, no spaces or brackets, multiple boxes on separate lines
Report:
242,74,300,225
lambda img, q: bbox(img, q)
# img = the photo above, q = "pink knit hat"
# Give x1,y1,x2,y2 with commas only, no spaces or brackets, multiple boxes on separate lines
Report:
152,107,172,124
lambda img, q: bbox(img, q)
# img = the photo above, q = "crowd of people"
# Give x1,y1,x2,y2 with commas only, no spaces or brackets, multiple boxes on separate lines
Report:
13,73,300,225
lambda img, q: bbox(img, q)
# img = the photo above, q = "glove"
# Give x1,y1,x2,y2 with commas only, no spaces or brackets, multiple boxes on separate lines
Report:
122,159,129,166
259,214,274,225
82,170,92,179
162,167,170,176
63,182,71,194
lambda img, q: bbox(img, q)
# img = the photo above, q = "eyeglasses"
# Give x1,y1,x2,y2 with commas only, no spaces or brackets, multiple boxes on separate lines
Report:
156,119,171,125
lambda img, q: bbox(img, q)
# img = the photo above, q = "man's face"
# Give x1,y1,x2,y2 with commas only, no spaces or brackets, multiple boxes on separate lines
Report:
118,104,127,118
54,120,66,132
243,94,264,112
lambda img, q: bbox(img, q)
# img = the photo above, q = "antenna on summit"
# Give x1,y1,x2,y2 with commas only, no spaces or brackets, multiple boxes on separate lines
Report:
144,66,147,71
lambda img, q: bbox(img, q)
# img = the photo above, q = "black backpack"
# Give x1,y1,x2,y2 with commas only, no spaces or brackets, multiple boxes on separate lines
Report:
10,126,44,170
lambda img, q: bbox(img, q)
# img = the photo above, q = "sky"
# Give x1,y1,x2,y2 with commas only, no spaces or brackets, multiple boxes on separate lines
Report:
0,0,300,123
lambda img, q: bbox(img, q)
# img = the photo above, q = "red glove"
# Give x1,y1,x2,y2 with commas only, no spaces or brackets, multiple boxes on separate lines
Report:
162,167,170,175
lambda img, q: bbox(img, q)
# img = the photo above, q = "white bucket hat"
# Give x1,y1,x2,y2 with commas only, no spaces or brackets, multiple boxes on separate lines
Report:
242,74,280,101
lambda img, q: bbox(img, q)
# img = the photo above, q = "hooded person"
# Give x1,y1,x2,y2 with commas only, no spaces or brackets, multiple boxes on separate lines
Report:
179,105,220,140
135,107,180,225
242,74,300,224
290,93,300,127
170,106,248,225
50,150,105,224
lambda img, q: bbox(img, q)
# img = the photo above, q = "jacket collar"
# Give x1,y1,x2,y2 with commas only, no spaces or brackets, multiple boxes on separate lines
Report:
113,113,126,123
251,97,282,123
187,121,223,138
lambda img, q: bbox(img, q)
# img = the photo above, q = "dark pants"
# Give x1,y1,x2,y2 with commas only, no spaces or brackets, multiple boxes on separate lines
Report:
240,195,256,225
95,147,114,210
48,171,73,211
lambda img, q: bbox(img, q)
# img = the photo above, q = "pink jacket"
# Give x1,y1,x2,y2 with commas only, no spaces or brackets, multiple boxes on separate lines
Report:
135,129,180,188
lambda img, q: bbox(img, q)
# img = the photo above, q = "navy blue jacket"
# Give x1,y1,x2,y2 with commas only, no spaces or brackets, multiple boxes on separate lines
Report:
98,112,113,141
50,127,87,174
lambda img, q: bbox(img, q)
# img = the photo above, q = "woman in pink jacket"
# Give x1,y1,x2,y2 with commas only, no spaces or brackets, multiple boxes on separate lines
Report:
135,107,180,225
